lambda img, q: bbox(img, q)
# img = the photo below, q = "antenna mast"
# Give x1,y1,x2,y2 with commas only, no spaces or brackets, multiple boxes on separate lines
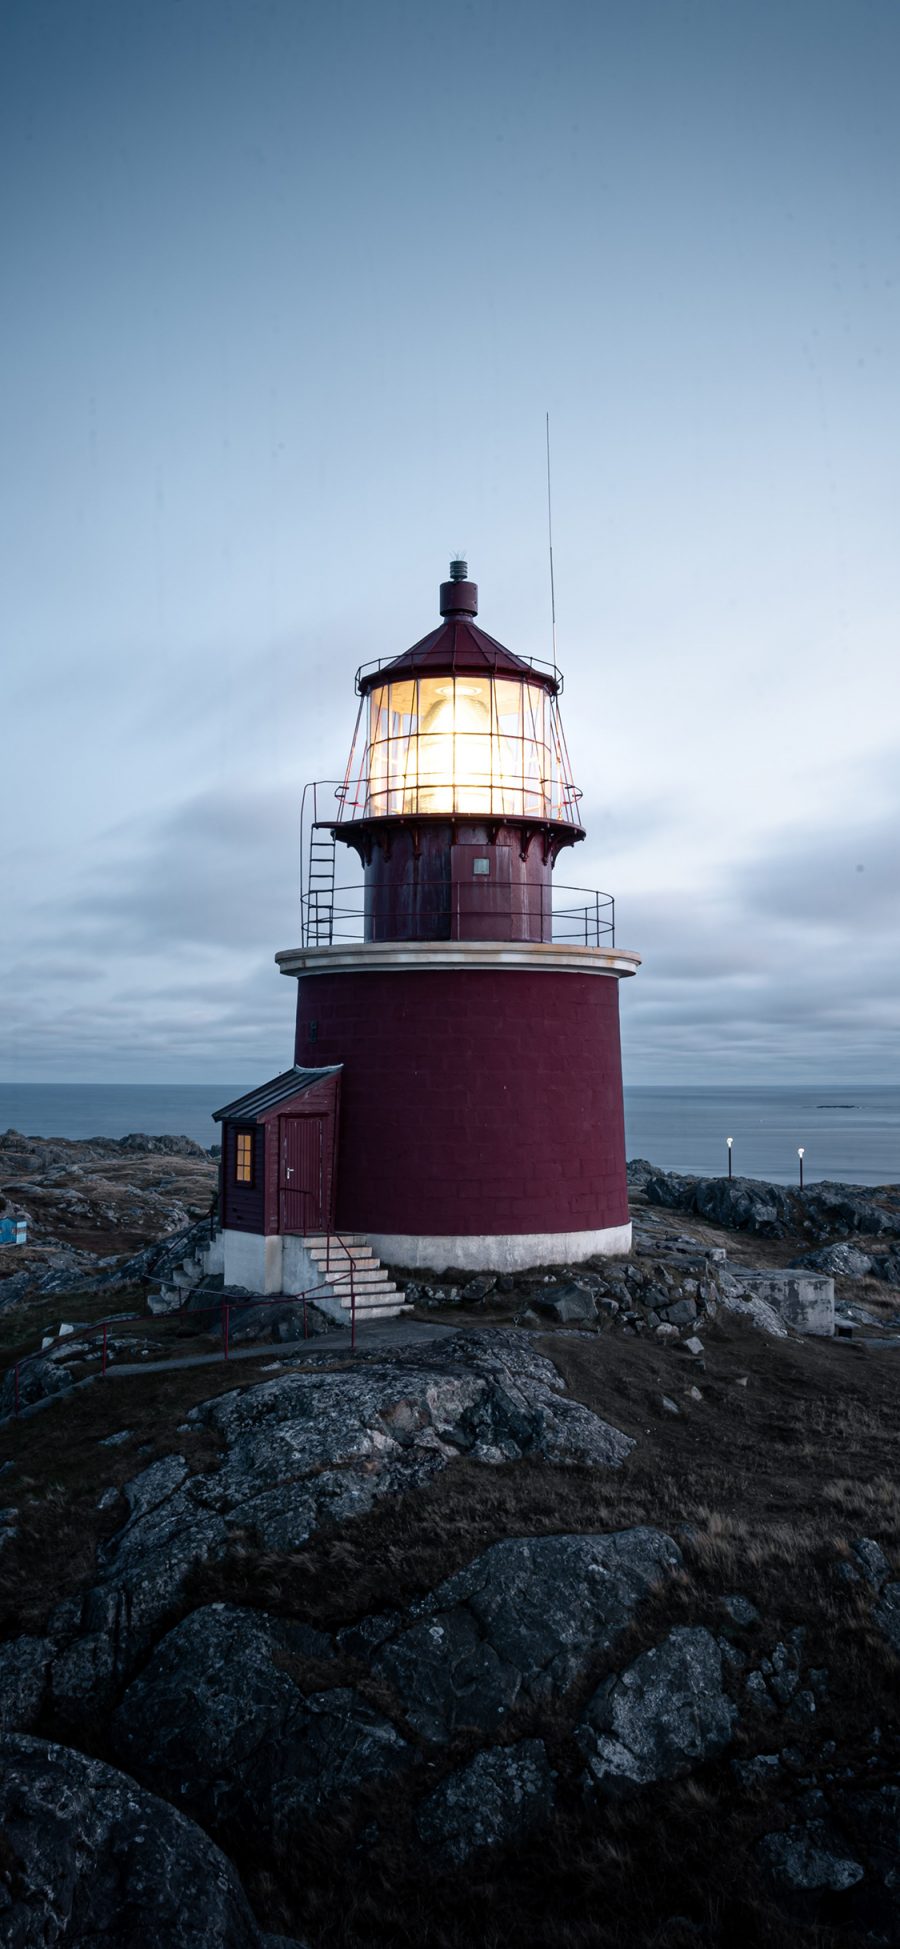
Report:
545,411,557,666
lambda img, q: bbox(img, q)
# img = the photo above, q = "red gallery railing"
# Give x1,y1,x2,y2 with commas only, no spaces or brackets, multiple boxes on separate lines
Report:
299,784,615,950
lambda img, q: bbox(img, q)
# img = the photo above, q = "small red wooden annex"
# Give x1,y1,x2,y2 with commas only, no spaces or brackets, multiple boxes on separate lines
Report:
214,1066,342,1241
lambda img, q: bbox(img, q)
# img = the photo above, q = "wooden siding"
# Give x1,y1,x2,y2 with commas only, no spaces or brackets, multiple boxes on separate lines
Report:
221,1122,266,1235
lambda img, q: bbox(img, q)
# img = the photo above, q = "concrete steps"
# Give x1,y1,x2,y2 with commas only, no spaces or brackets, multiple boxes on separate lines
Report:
303,1234,409,1320
148,1230,409,1325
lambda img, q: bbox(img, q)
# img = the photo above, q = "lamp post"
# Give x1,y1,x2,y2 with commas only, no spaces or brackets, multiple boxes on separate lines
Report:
798,1146,805,1189
726,1136,733,1180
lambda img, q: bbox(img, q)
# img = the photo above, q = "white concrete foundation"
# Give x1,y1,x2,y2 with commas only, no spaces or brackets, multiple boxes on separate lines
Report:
222,1231,326,1296
205,1234,226,1277
366,1223,632,1274
282,1234,329,1298
222,1229,283,1294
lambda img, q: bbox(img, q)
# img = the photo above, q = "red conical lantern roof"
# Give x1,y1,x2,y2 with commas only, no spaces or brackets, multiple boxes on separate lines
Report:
356,561,561,696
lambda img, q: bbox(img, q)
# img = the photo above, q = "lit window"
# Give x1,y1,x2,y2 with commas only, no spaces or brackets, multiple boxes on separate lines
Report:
235,1131,253,1184
363,675,558,820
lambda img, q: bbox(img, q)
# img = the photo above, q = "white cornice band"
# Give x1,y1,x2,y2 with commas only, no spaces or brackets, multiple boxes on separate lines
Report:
275,941,641,979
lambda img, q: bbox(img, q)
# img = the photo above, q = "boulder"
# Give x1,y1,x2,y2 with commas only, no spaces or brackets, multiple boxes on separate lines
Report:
852,1538,890,1590
661,1297,697,1327
461,1275,497,1303
720,1595,760,1628
625,1158,659,1189
639,1172,698,1216
873,1581,900,1657
759,1819,864,1891
532,1281,598,1325
0,1733,288,1947
696,1177,796,1236
577,1626,737,1790
362,1528,682,1743
717,1275,789,1340
835,1783,900,1884
791,1243,875,1279
644,1174,795,1238
114,1132,211,1158
0,1272,33,1311
799,1184,900,1242
415,1739,555,1864
0,1635,52,1731
0,1353,75,1415
224,1298,332,1344
113,1605,406,1848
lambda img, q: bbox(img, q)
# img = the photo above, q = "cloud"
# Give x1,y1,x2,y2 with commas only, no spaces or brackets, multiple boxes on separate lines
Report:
4,772,900,1085
67,786,305,954
738,819,900,930
617,800,900,1081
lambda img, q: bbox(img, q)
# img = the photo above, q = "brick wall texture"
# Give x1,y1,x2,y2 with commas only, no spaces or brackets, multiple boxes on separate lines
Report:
292,967,629,1237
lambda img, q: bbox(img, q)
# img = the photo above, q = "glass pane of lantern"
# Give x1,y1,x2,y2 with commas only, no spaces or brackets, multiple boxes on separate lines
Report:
522,683,549,817
389,680,418,735
366,686,390,815
453,678,492,814
390,681,419,814
493,678,524,814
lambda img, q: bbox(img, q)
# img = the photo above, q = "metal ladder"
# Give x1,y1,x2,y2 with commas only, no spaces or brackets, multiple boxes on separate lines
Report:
306,824,336,944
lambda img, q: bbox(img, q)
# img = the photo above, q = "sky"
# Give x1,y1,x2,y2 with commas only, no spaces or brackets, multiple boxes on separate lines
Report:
2,0,899,1088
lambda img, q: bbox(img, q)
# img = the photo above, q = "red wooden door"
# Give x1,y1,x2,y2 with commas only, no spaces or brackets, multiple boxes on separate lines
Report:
279,1116,328,1233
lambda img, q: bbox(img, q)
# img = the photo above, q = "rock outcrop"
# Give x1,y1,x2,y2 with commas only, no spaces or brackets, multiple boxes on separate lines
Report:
354,1528,682,1744
34,1334,633,1722
99,1528,685,1873
577,1626,736,1790
112,1606,407,1849
0,1130,217,1297
0,1734,299,1947
643,1168,900,1252
415,1738,556,1864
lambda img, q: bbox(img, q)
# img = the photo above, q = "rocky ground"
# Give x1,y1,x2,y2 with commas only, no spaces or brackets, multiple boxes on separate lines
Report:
0,1136,899,1946
0,1126,217,1292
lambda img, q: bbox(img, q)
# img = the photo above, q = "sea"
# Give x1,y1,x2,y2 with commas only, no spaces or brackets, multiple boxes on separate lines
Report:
1,1082,899,1187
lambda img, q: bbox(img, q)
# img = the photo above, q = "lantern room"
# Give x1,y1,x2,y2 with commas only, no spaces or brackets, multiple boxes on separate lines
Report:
326,560,586,945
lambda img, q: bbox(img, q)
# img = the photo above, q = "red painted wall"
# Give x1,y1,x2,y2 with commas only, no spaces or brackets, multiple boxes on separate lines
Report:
293,968,628,1238
347,822,560,944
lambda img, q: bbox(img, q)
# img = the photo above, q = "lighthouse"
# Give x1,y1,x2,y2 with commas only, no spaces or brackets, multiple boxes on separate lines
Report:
214,562,639,1310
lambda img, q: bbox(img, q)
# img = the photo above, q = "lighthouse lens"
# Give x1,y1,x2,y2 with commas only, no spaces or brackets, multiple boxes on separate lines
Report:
363,675,557,819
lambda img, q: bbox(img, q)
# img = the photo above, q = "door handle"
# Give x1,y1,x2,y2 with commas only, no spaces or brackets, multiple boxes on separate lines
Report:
286,1167,293,1179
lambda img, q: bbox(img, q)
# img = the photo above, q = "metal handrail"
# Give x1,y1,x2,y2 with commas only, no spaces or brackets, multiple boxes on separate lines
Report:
301,875,615,948
325,1230,358,1350
318,779,585,828
353,651,565,696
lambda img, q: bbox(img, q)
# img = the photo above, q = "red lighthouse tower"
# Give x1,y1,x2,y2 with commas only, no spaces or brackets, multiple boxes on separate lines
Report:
214,563,638,1306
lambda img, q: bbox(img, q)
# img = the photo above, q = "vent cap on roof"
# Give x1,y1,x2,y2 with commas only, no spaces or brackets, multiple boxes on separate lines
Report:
440,558,477,618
